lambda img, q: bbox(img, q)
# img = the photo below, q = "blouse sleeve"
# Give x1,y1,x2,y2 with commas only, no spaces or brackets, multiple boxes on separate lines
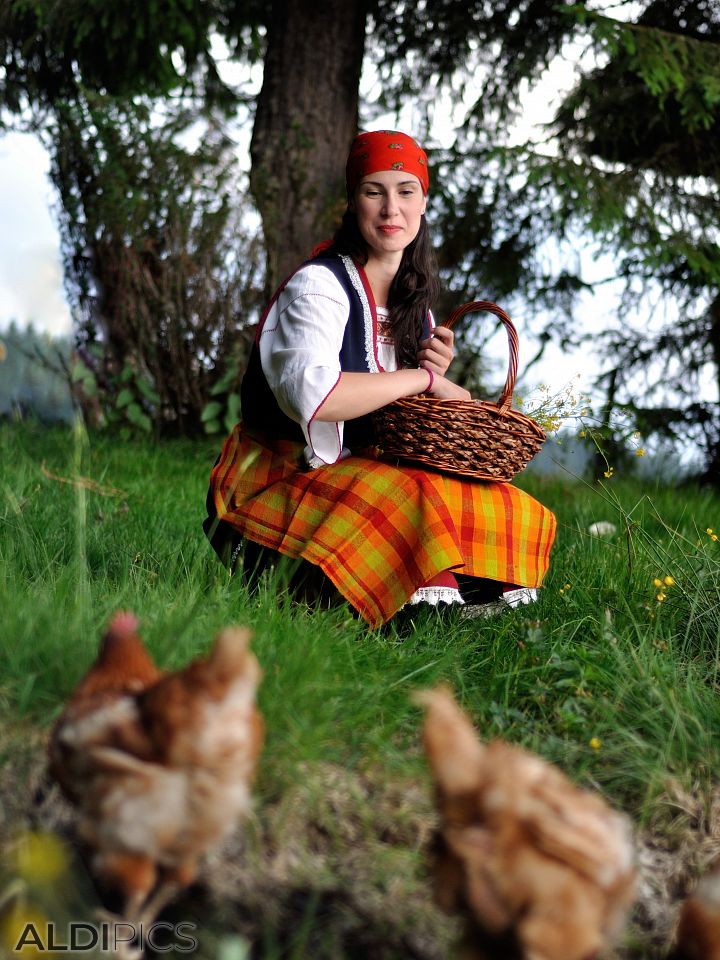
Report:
259,263,351,467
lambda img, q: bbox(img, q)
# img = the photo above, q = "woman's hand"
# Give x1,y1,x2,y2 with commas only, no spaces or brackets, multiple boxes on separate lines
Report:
417,325,454,376
427,373,472,401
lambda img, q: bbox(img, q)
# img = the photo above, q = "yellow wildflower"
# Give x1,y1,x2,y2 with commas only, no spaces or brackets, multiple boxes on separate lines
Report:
707,528,714,535
714,535,719,543
603,467,614,479
656,592,666,602
653,578,663,588
578,430,586,438
14,831,68,885
635,448,646,457
589,737,602,751
663,576,675,587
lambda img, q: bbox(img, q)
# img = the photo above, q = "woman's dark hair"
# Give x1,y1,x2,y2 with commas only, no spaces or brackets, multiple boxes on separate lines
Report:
323,210,440,369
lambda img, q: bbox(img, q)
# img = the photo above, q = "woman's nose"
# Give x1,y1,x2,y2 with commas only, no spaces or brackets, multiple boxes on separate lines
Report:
382,193,399,217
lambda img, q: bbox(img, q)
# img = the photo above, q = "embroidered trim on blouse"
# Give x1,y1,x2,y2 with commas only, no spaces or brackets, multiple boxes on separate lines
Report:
339,254,380,373
306,446,352,470
306,370,343,466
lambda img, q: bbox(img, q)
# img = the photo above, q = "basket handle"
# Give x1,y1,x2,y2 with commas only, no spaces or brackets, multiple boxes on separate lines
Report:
439,301,518,414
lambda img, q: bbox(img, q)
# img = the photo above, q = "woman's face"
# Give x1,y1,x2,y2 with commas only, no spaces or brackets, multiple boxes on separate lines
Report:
352,170,427,260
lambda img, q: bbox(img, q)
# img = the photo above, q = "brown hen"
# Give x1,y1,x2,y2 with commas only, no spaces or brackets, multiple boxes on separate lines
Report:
49,612,264,925
669,860,720,960
416,686,636,960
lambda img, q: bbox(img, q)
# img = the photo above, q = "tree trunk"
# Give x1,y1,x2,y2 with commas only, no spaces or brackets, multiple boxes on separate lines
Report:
250,0,367,293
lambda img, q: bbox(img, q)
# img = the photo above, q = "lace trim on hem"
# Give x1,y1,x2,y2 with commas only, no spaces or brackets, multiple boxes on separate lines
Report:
404,586,465,607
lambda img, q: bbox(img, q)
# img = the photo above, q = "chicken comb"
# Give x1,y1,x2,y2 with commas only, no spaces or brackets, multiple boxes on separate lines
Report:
107,611,140,637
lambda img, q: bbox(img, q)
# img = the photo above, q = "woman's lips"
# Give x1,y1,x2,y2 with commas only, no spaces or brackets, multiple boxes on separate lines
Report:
377,225,403,234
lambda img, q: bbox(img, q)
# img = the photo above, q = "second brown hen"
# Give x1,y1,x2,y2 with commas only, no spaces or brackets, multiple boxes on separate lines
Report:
669,859,720,960
416,687,636,960
49,612,264,925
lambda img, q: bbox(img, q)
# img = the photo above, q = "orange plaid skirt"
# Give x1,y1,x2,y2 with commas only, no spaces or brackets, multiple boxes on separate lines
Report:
208,425,556,626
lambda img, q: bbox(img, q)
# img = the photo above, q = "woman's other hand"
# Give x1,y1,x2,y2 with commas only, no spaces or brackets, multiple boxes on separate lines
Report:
427,373,472,401
417,325,454,375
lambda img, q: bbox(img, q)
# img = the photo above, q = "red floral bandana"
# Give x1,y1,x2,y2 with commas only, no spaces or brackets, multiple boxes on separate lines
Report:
345,130,429,196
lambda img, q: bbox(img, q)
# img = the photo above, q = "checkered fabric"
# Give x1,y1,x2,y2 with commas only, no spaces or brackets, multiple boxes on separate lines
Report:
208,426,557,627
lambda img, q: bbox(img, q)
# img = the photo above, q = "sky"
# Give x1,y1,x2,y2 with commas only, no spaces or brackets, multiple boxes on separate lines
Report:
0,130,71,338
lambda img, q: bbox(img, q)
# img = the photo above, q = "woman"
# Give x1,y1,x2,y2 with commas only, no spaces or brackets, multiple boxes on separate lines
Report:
203,131,556,626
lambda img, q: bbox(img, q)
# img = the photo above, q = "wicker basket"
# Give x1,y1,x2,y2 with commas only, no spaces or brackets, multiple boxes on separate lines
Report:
372,301,546,481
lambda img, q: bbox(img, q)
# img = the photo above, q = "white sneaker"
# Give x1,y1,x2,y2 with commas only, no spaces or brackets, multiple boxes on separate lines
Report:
458,599,510,620
502,587,538,608
459,587,538,620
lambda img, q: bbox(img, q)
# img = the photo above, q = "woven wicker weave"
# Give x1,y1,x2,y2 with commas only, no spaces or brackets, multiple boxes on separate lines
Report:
373,301,546,481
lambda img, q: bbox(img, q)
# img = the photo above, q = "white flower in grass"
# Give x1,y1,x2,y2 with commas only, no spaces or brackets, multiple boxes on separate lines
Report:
588,521,618,539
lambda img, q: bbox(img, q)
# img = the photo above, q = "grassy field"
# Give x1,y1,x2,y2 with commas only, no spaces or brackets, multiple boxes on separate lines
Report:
2,420,720,958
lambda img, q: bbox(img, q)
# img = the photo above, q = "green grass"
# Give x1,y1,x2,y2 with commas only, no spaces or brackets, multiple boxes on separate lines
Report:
3,419,720,956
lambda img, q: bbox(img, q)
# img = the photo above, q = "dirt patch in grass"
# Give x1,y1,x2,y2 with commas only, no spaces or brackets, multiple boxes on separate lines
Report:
3,731,720,959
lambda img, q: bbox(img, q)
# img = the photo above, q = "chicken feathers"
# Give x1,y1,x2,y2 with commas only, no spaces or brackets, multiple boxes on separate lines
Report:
416,686,636,960
670,860,720,960
49,612,263,924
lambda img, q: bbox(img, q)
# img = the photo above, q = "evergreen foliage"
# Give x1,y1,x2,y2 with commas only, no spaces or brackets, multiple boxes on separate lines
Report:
1,0,719,470
0,322,73,423
1,1,266,434
49,95,263,435
0,0,264,113
370,0,720,477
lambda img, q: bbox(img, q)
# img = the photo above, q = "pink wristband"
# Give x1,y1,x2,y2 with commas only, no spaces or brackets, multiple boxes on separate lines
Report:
425,368,434,393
